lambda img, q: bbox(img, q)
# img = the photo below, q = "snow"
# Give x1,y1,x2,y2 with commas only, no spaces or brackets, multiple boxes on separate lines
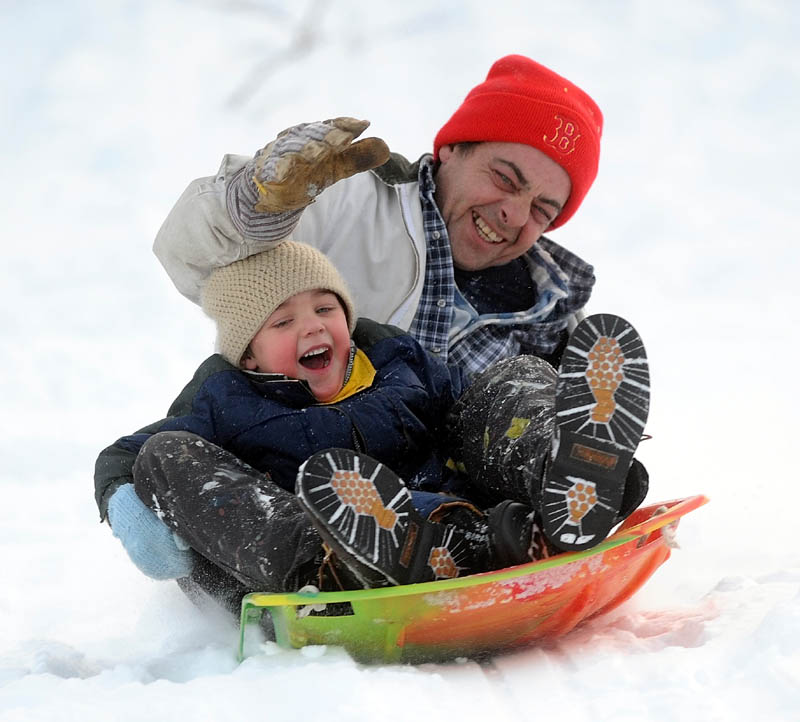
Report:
1,0,799,719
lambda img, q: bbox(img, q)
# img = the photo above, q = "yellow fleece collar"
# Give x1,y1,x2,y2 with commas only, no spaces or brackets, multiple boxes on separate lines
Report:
323,348,376,404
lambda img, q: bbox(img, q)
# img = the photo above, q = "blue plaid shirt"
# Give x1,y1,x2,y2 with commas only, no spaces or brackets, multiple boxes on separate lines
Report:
408,157,596,378
407,160,454,356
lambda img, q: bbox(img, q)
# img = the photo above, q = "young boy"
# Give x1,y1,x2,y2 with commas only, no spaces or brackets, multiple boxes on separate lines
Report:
97,241,650,602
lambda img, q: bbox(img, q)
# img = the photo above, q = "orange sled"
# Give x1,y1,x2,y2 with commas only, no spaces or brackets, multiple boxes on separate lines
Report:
238,495,708,663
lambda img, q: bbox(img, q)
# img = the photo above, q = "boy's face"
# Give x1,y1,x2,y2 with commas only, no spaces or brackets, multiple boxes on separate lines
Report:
243,290,351,402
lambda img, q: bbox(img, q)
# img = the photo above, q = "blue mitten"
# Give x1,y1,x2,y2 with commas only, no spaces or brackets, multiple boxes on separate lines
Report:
107,484,194,580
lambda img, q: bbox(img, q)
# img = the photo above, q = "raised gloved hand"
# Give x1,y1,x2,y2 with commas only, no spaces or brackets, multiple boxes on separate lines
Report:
107,483,195,580
251,118,390,213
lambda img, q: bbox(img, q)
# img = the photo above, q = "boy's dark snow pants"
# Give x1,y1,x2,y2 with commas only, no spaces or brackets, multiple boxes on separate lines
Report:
131,430,491,604
133,432,326,601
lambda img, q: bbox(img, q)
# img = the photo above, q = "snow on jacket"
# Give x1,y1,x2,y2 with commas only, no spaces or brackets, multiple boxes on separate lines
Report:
94,320,467,520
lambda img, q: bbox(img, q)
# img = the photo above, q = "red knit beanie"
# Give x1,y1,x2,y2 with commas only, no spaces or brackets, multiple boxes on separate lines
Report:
434,55,603,229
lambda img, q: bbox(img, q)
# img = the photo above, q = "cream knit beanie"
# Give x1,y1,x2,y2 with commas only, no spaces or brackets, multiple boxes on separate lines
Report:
201,241,357,365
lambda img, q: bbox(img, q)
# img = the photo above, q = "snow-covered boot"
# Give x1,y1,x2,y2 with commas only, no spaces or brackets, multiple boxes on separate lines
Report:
296,448,496,586
542,314,650,551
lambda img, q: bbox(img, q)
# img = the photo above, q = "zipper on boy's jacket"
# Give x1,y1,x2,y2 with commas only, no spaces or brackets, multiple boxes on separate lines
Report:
327,407,367,454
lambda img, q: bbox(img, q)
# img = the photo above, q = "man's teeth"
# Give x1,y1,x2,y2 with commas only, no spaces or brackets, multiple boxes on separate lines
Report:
302,348,327,358
473,213,503,243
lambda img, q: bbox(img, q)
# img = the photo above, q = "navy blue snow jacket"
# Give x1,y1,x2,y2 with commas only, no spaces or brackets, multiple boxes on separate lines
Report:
95,320,469,519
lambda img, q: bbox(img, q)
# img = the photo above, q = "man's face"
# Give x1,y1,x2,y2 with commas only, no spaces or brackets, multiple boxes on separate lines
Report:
243,290,351,402
435,142,572,270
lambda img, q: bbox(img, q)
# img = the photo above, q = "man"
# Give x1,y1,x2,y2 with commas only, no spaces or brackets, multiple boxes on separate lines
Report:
98,55,646,601
153,54,600,378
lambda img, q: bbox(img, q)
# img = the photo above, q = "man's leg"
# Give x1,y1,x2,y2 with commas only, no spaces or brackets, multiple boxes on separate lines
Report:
447,315,650,552
542,314,650,550
446,353,557,508
133,431,325,594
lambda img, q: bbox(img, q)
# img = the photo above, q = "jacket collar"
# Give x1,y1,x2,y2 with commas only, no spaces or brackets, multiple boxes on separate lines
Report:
371,152,425,186
241,344,376,407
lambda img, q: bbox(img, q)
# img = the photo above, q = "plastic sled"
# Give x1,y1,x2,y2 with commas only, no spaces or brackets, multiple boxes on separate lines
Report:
238,494,708,664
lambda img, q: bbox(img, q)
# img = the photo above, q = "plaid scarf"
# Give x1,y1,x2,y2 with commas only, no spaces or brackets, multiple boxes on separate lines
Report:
408,157,595,377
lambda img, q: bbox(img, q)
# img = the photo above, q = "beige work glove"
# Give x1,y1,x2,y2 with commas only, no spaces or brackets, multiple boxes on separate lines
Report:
252,118,390,213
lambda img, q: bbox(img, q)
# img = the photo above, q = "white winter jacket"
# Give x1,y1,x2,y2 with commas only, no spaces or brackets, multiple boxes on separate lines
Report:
154,153,428,331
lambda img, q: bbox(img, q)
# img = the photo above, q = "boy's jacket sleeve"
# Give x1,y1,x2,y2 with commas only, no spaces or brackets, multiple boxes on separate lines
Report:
93,355,234,521
94,420,168,521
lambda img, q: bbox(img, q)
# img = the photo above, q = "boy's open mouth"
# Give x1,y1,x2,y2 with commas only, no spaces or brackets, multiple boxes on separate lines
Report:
299,346,332,370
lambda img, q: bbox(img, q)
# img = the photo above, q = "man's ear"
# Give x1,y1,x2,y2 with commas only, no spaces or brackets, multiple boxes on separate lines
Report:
438,144,455,163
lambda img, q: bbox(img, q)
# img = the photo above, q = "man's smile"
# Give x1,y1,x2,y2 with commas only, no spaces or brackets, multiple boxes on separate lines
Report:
472,210,506,244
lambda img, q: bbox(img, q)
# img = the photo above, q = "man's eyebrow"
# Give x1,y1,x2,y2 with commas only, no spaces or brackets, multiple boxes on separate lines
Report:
496,158,531,189
496,158,564,214
538,196,563,214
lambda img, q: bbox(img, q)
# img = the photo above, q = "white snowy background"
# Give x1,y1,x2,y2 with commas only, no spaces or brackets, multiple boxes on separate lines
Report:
2,0,799,719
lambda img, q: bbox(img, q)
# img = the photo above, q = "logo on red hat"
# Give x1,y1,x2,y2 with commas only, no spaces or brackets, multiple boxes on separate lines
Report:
544,115,581,156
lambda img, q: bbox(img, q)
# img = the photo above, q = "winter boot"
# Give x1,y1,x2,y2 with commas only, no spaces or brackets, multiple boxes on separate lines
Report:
485,501,564,564
296,448,495,586
436,499,541,568
541,314,650,551
485,501,536,567
615,458,649,524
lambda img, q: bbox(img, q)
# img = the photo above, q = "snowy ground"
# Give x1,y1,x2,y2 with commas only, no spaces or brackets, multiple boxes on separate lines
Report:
1,1,799,719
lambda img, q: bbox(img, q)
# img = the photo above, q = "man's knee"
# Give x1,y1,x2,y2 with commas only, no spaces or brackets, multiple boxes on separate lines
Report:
463,355,557,406
490,354,557,385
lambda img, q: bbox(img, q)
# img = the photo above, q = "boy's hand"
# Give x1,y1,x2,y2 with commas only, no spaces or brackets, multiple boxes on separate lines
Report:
107,483,195,580
252,118,390,212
